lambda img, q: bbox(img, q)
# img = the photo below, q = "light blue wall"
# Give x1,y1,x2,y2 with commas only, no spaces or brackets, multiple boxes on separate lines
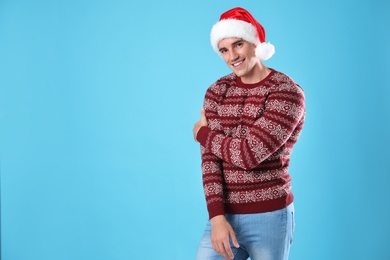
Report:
1,0,389,259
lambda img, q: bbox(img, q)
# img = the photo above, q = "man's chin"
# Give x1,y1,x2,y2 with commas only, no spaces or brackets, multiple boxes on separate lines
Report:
232,70,244,77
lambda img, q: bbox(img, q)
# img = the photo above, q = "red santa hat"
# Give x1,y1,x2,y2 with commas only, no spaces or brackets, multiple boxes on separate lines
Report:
210,7,275,60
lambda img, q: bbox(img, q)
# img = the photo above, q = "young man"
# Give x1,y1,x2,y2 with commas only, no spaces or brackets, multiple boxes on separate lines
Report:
193,7,306,260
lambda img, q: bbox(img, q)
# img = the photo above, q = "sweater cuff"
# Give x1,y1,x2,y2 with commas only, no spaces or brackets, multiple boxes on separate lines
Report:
208,204,226,220
196,126,211,146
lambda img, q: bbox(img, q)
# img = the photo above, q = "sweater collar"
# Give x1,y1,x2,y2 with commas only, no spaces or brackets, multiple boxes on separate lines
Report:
236,68,276,88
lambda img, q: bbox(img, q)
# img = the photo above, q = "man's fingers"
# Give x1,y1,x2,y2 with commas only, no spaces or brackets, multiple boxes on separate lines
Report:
212,242,223,259
200,108,208,125
230,232,240,248
215,241,232,260
213,240,235,260
200,108,206,119
222,240,234,259
200,108,205,115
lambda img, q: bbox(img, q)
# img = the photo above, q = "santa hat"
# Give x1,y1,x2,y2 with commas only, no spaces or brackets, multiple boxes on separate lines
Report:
210,7,275,60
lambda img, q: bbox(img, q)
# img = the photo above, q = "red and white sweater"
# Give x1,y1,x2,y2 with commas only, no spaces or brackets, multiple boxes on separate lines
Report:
196,69,306,219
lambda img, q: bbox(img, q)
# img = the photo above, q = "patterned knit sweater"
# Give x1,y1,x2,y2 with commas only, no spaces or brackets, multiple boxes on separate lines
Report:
196,69,306,219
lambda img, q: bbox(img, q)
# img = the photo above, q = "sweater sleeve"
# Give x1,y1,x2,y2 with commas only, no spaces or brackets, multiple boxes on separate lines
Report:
199,83,227,219
200,146,225,219
196,83,306,171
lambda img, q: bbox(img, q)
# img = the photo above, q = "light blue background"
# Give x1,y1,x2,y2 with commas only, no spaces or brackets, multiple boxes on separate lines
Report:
1,0,389,259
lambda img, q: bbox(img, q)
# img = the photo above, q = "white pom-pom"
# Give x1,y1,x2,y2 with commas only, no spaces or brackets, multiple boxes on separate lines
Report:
255,42,275,60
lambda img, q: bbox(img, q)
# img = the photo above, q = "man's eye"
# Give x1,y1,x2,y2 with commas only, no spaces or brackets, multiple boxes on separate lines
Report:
220,50,227,54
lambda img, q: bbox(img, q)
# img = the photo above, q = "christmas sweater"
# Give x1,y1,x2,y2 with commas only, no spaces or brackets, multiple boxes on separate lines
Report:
196,69,306,219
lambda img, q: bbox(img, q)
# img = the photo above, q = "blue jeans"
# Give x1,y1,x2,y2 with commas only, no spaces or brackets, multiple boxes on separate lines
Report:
196,203,295,260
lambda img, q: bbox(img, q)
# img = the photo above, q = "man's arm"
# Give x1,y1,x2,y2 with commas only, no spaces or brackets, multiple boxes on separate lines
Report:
195,84,305,170
194,108,225,219
194,110,240,260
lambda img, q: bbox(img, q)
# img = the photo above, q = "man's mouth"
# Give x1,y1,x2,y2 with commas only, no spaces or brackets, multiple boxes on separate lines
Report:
232,60,244,67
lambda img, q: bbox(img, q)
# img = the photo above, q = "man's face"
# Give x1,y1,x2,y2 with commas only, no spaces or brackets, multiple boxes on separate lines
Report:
218,38,258,79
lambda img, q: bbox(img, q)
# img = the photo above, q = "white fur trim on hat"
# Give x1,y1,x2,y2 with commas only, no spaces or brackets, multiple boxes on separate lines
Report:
210,19,260,53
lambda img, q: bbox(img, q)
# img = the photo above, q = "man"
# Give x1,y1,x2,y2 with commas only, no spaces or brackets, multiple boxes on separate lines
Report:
193,7,306,260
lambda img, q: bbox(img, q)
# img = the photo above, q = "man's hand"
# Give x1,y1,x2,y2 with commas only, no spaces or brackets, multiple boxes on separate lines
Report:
193,108,208,141
210,215,240,259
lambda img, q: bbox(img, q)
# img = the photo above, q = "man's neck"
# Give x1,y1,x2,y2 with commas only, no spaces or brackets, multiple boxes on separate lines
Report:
240,63,270,84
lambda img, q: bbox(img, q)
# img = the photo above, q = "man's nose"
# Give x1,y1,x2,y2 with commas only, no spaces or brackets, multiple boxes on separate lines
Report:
229,50,239,61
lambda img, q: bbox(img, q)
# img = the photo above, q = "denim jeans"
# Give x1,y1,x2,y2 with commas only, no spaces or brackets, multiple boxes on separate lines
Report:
196,203,295,260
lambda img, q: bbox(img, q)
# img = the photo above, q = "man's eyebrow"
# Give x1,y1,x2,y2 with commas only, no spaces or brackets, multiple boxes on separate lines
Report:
232,39,244,45
219,40,244,52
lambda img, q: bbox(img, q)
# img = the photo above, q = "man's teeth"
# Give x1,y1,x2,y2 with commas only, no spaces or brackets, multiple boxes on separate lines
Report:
233,61,243,67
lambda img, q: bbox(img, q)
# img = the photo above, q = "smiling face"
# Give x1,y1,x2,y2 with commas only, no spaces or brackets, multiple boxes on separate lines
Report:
218,37,262,83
